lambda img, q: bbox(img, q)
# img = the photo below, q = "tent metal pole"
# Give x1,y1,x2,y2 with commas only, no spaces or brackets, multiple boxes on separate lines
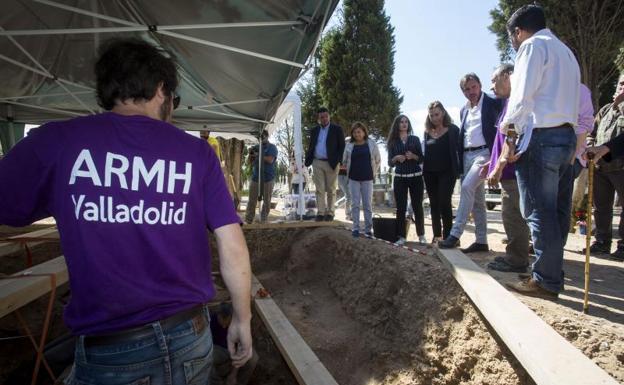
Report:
193,108,272,124
34,0,306,68
0,54,93,90
34,0,136,27
0,91,93,101
195,98,270,109
157,30,306,68
2,100,85,117
0,21,305,36
0,27,97,114
306,0,334,69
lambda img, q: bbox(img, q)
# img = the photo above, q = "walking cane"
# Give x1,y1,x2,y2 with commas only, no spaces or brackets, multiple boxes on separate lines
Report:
583,152,595,314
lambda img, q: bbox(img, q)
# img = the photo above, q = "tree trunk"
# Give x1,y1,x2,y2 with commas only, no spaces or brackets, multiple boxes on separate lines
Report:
217,137,244,210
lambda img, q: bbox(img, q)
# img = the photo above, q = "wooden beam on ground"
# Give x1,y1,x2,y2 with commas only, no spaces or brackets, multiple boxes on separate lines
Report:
0,227,59,257
435,248,618,385
243,221,343,230
0,256,68,319
251,275,338,385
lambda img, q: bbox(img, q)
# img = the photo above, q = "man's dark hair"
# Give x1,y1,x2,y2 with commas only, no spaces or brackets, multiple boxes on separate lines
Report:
317,107,329,114
460,73,481,90
95,38,178,110
506,5,546,35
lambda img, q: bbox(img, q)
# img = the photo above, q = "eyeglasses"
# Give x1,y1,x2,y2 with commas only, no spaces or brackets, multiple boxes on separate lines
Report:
173,94,181,110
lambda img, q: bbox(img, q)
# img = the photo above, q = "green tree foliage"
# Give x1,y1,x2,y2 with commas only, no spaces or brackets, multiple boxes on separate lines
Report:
489,1,624,107
317,0,402,139
297,71,322,151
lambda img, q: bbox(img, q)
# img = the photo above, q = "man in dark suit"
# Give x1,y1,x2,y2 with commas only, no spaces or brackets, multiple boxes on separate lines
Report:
439,73,504,251
305,107,345,221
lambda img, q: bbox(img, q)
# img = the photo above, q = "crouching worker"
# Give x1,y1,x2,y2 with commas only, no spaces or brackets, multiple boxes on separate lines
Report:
0,38,253,384
211,302,259,385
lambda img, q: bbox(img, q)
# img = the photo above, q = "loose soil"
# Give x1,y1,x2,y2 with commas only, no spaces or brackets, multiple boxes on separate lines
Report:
2,219,622,384
245,227,532,385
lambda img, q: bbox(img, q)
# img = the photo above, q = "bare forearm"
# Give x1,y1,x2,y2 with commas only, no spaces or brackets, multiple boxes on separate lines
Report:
215,224,252,321
575,133,586,157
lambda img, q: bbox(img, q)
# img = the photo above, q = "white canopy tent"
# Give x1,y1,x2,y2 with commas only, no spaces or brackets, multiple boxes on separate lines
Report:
0,0,339,142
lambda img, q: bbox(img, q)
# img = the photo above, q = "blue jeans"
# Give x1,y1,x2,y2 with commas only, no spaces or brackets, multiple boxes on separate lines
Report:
338,174,351,214
516,126,575,293
349,179,373,233
66,306,213,385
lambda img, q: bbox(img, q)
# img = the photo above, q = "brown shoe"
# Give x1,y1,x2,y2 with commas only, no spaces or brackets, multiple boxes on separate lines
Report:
506,278,559,300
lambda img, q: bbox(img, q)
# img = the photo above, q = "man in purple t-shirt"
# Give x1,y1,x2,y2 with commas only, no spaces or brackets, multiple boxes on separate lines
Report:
0,39,253,383
486,64,531,273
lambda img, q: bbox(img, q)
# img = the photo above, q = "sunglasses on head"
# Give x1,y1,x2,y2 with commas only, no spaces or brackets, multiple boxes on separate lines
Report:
173,93,181,110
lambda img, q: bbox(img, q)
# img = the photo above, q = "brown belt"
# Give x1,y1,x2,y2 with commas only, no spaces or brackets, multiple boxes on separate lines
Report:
84,305,205,347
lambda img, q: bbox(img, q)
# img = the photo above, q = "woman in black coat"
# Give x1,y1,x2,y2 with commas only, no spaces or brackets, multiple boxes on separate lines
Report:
387,114,425,245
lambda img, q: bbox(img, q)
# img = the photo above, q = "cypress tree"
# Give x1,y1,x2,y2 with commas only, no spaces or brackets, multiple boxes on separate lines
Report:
318,0,402,139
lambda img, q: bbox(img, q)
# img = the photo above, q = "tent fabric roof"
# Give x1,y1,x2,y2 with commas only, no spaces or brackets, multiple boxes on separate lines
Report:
0,0,338,134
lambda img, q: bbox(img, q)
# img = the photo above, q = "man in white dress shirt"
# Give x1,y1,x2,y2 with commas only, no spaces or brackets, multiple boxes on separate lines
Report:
438,74,503,251
500,4,580,299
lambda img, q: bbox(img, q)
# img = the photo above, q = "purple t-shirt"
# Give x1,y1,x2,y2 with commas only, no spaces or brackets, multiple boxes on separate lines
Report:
0,112,241,335
488,100,516,180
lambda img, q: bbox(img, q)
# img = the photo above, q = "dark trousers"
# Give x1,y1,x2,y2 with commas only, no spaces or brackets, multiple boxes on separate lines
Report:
501,179,530,267
291,182,306,194
394,176,425,237
593,169,624,247
424,171,455,238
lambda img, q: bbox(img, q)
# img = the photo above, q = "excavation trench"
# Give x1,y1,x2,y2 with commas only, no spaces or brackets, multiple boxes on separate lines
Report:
237,226,534,385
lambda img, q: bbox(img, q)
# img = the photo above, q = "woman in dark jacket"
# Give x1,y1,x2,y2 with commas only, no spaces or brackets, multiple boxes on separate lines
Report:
422,101,460,243
387,114,425,245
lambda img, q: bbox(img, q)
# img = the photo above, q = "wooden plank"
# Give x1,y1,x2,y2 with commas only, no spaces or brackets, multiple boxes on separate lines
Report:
251,275,338,385
435,248,618,385
0,227,59,257
243,221,343,230
0,256,68,319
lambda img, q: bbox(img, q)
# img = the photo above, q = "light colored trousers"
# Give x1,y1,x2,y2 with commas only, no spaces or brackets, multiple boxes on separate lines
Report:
245,180,274,223
450,148,489,244
338,174,352,215
312,159,339,216
349,179,373,233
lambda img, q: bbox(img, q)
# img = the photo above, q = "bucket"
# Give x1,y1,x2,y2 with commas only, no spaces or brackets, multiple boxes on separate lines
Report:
372,215,410,243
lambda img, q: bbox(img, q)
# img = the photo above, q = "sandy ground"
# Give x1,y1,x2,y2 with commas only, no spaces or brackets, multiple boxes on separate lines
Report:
246,227,532,385
242,194,624,383
1,197,622,384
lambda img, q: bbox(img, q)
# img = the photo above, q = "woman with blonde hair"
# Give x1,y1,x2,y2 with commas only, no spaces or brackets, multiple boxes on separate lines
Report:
386,114,425,245
423,101,461,243
342,122,381,237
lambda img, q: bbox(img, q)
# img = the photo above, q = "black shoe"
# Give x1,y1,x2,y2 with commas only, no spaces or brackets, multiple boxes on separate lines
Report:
487,259,528,273
315,215,324,222
438,235,460,249
324,214,334,221
609,247,624,261
494,255,530,266
582,241,611,255
461,242,489,253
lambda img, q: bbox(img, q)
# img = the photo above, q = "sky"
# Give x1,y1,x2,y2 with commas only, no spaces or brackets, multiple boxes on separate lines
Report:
325,0,503,138
386,0,502,135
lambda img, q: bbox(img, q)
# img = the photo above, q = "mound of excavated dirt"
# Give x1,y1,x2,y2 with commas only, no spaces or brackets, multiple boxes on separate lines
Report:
248,227,533,385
